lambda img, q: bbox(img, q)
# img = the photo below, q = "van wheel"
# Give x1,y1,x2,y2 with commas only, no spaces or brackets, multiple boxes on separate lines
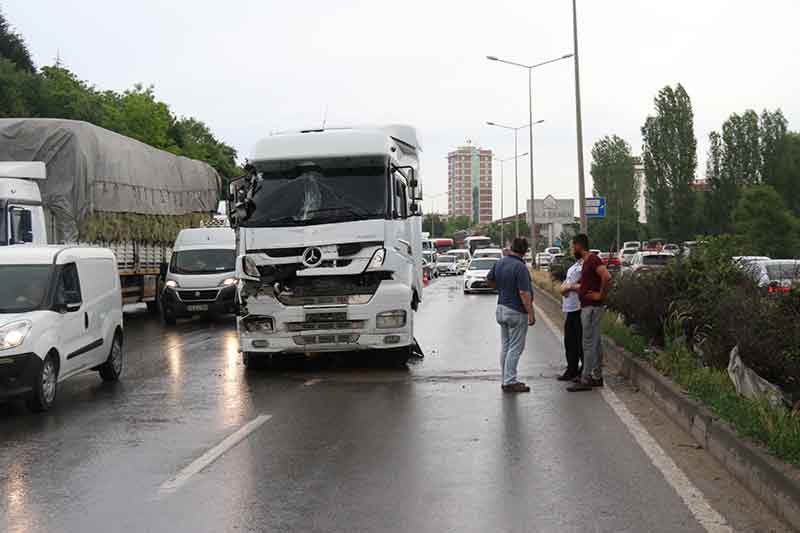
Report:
162,305,177,326
146,300,159,314
99,332,124,382
27,353,58,412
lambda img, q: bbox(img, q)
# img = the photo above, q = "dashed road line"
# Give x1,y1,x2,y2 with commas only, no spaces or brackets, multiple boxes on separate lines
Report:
533,302,733,533
158,414,272,496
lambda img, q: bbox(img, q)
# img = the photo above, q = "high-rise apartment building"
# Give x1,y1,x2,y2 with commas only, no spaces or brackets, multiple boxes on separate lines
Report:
447,143,493,224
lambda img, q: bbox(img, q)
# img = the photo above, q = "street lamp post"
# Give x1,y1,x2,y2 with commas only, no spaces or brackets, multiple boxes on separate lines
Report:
572,0,588,234
487,53,573,254
487,120,543,239
497,152,529,247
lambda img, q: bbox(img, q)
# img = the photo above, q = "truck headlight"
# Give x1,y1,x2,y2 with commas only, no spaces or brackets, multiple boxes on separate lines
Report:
242,256,261,278
241,316,274,333
0,320,32,350
366,248,386,271
376,310,406,329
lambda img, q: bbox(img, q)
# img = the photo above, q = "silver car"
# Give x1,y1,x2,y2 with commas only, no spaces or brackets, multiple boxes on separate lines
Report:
463,258,499,294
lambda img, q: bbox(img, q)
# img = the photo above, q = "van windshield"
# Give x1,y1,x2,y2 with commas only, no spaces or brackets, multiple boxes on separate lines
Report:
242,156,388,228
0,265,52,312
171,249,236,275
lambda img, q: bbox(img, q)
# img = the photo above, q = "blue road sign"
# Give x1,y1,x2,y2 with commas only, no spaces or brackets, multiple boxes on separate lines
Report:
585,197,606,219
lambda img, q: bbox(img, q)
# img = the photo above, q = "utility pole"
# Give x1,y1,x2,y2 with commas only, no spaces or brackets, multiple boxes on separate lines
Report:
572,0,588,234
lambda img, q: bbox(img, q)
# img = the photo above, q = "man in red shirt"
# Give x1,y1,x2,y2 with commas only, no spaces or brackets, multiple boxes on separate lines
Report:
567,233,612,392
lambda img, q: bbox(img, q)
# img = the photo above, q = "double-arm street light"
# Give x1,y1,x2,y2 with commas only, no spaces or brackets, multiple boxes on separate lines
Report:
486,120,544,239
487,52,573,254
497,152,529,247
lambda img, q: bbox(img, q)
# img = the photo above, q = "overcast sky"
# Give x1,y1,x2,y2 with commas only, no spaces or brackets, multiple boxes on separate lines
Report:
5,0,800,217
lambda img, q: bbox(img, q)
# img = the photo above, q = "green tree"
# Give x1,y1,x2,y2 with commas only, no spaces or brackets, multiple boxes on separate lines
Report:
772,132,800,215
590,135,638,249
760,109,788,185
706,130,736,233
733,185,799,257
0,57,35,116
641,84,697,241
721,110,761,187
0,9,34,73
36,65,107,124
170,117,241,180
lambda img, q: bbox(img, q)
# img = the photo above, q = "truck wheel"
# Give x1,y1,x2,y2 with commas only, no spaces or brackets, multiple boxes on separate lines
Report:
99,332,124,382
27,352,58,412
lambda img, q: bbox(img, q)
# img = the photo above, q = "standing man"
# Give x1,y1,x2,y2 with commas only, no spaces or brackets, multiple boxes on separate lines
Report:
557,253,583,381
567,234,612,392
487,237,536,393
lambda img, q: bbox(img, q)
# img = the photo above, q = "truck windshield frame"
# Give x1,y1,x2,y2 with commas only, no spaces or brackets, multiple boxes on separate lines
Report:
0,264,53,313
241,155,389,228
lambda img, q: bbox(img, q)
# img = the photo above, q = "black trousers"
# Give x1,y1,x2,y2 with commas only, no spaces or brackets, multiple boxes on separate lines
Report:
564,310,584,375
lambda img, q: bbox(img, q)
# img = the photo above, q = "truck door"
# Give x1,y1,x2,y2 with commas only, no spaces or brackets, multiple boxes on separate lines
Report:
390,173,415,288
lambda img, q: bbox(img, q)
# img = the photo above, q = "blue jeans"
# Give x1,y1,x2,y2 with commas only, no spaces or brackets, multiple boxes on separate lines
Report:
496,305,528,386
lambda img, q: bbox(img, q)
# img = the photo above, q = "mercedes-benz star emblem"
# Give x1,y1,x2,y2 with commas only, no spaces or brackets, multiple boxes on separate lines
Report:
302,247,324,268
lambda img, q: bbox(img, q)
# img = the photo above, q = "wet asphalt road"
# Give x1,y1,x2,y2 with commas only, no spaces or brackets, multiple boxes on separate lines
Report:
0,275,788,532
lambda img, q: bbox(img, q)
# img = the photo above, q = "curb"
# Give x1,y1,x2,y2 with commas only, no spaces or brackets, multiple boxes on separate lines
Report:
533,281,800,530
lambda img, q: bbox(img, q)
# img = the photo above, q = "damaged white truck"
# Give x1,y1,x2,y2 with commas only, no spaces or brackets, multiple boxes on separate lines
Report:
230,125,424,367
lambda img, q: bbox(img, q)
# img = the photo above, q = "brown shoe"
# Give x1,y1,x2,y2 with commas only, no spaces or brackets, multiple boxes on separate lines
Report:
502,382,531,393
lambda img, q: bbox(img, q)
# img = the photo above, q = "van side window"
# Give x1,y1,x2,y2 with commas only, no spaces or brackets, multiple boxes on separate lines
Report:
58,263,83,305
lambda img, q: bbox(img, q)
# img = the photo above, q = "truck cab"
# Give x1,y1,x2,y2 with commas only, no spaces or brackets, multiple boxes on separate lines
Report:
0,162,47,246
230,125,423,366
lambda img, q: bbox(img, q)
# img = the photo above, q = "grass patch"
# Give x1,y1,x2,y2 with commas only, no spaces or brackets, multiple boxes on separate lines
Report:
530,269,561,301
607,318,800,467
602,312,648,358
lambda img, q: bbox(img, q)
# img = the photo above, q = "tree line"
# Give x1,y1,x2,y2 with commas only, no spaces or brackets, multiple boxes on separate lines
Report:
589,83,800,257
0,9,241,182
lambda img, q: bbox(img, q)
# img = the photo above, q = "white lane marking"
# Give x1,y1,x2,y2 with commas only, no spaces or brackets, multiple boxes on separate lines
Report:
303,378,323,387
533,303,733,533
158,414,272,496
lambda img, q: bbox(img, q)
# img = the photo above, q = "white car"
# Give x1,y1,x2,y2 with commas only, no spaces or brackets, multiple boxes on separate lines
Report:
446,249,471,274
435,255,460,276
751,260,800,292
463,258,499,294
545,247,561,256
623,241,641,251
0,246,124,411
473,248,503,260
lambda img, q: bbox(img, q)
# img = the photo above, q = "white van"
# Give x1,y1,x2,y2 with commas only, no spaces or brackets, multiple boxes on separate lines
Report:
0,246,124,411
160,227,237,325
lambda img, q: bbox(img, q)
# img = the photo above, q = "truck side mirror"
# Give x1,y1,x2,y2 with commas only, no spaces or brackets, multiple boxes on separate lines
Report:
409,202,420,216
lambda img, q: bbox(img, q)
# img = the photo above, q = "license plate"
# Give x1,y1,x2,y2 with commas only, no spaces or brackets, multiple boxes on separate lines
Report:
187,304,209,312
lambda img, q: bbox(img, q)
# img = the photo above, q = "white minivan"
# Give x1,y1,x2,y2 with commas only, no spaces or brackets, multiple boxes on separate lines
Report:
0,246,124,411
160,227,237,325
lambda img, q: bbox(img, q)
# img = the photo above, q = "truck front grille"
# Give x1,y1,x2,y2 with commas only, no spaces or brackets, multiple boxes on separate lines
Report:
286,320,366,332
293,334,360,346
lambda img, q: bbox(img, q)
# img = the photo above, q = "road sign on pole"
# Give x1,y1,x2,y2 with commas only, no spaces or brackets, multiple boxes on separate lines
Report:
585,197,606,218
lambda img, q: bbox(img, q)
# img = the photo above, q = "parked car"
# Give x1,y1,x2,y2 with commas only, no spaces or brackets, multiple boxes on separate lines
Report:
623,241,641,251
536,252,552,269
545,246,561,256
751,260,800,293
620,248,637,266
590,249,601,256
435,255,460,276
463,257,499,294
663,243,680,254
599,252,621,271
446,249,471,274
549,253,565,267
623,251,675,276
0,246,124,411
473,248,503,260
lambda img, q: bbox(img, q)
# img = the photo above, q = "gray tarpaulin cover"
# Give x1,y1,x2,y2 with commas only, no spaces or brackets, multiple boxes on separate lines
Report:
0,118,220,241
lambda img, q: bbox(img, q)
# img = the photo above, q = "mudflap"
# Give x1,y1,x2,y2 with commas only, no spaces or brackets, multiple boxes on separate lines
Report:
410,337,425,359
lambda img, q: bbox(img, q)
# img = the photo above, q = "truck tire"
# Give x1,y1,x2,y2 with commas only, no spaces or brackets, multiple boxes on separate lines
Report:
27,352,58,412
243,352,271,370
99,332,124,382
